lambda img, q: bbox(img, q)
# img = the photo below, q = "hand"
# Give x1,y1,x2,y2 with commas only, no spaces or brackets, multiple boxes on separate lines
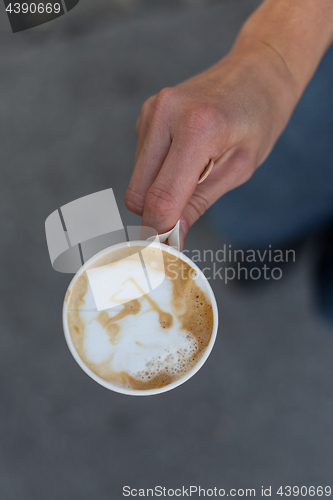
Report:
125,41,298,248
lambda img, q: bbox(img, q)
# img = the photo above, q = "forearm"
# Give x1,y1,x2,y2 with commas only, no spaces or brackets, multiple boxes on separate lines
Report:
233,0,333,99
127,0,333,240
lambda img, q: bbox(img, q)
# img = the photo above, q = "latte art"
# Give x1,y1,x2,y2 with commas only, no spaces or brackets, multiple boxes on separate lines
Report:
66,244,214,391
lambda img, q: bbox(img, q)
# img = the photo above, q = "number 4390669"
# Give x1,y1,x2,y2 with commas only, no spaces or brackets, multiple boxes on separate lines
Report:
277,486,331,496
5,3,61,14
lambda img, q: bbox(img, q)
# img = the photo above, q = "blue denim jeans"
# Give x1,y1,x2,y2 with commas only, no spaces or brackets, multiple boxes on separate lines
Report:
209,44,333,248
208,44,333,322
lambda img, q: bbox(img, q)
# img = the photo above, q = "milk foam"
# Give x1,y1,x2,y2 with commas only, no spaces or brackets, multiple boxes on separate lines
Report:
66,244,215,390
78,263,198,382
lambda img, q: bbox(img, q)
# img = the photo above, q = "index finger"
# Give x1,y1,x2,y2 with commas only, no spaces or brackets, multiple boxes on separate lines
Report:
142,135,215,233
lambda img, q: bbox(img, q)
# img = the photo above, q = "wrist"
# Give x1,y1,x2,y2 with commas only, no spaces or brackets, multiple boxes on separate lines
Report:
230,33,301,106
232,0,333,98
222,38,301,135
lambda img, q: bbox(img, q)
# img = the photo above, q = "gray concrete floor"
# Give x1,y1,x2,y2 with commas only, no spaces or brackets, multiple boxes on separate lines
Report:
0,1,333,499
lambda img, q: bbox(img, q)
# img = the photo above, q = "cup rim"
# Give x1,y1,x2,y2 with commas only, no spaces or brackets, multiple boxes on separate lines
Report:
63,240,219,396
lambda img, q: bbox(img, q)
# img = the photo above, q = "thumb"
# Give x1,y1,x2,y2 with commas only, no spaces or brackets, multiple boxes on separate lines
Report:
141,140,212,234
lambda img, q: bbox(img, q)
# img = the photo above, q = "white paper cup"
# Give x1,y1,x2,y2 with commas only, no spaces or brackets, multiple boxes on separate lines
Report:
63,241,218,396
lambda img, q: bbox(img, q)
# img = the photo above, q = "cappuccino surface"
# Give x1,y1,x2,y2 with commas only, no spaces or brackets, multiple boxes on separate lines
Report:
66,245,214,391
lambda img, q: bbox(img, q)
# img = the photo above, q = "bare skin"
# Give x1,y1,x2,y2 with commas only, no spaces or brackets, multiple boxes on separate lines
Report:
125,0,333,248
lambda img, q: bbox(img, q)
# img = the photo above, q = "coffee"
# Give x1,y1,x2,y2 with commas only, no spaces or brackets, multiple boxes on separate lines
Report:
65,243,215,392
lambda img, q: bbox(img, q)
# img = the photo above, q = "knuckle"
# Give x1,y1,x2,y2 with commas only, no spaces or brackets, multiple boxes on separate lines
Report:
188,192,210,219
141,95,155,114
145,186,177,217
125,187,145,216
138,97,155,125
152,87,174,115
137,97,156,135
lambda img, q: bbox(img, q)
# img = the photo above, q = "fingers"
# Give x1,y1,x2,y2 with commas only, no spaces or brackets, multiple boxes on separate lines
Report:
179,178,221,249
126,86,255,241
126,88,220,222
180,148,255,247
125,91,173,217
134,95,155,165
141,133,214,233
